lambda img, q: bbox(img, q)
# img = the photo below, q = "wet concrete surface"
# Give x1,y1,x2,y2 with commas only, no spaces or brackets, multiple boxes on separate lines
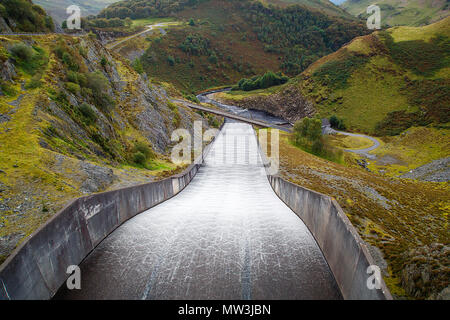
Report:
55,122,341,300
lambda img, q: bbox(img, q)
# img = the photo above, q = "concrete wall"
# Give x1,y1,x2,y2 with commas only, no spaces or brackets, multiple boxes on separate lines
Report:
0,129,219,300
259,144,392,299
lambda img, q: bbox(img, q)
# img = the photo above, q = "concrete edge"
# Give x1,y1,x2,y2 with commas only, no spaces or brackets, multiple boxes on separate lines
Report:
254,128,392,300
0,122,225,300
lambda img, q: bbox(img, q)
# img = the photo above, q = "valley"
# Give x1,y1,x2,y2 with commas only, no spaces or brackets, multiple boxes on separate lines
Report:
0,0,448,301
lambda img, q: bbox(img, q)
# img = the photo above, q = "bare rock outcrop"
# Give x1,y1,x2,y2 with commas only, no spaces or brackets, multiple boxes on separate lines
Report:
218,86,315,123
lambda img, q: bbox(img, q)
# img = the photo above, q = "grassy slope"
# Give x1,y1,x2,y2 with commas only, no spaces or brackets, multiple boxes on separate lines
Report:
341,0,449,26
0,34,213,263
222,17,449,134
219,18,449,176
261,129,449,298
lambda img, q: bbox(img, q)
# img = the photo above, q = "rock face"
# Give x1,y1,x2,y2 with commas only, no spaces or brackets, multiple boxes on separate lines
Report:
79,161,116,194
400,157,450,182
218,86,315,123
401,243,450,299
0,17,12,33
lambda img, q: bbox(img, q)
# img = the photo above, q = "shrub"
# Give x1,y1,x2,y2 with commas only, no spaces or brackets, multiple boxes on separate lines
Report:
0,81,17,96
65,82,80,94
233,71,288,91
9,42,33,61
167,56,175,66
134,141,154,159
86,71,115,112
25,76,42,89
133,151,146,166
78,103,97,125
329,115,346,130
132,58,144,74
100,56,108,67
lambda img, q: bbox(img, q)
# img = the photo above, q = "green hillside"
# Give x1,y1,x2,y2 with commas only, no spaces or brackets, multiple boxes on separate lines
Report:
96,0,367,93
0,0,54,32
219,17,450,135
342,0,450,26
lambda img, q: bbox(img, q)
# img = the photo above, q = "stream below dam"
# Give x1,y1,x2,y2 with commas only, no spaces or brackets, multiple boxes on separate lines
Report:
55,121,342,300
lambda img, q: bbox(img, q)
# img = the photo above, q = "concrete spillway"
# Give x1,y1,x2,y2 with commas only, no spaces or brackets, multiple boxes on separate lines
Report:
55,122,341,300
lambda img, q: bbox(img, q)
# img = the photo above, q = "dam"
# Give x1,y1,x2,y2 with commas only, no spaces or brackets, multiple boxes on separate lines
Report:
55,122,342,300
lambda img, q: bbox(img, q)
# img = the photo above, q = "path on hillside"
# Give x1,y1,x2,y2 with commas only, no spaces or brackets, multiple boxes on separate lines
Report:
323,125,380,159
55,122,341,300
107,22,177,50
200,90,380,159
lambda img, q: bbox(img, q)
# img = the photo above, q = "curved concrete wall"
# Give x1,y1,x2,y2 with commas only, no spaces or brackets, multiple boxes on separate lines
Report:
0,130,220,300
258,144,392,299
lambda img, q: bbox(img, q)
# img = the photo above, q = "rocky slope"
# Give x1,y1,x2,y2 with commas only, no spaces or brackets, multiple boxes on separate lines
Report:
0,33,218,263
213,86,315,123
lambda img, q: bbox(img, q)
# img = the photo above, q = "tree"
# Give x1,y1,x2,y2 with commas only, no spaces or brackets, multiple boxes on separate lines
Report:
188,18,195,26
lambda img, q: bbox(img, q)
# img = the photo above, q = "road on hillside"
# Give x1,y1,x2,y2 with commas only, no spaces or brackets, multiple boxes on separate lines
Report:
106,22,177,50
323,125,380,159
55,122,342,300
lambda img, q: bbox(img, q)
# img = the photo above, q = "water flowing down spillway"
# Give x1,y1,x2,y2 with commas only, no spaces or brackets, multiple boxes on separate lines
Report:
55,122,342,300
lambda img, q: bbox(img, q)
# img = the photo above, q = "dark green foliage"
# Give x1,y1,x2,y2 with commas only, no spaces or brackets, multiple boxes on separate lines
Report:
381,32,450,77
182,92,199,103
0,81,17,96
179,34,210,56
132,58,144,74
233,71,288,91
374,111,427,136
87,17,125,29
9,42,33,61
133,151,146,165
78,103,97,125
134,141,154,160
131,141,154,167
167,55,175,66
1,0,54,32
98,0,209,19
188,18,195,26
312,55,368,90
293,117,342,162
241,2,367,75
329,115,346,130
54,42,80,72
9,42,48,76
67,71,87,87
100,56,108,67
86,71,115,112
